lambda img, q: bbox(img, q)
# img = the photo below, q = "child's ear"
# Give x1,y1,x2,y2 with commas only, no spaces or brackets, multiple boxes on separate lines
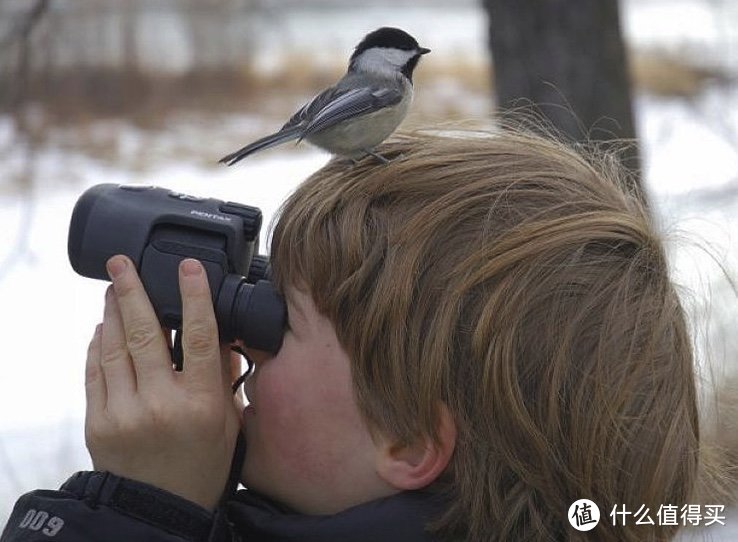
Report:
375,403,456,491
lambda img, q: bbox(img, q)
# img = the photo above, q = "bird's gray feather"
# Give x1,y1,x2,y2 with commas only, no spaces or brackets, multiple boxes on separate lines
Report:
218,126,302,166
300,87,402,139
283,76,403,139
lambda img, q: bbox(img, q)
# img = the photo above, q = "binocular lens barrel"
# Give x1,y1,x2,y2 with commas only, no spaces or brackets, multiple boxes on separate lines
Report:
216,275,285,353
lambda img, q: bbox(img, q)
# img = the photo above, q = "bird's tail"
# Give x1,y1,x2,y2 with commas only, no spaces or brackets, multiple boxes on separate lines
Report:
218,126,302,166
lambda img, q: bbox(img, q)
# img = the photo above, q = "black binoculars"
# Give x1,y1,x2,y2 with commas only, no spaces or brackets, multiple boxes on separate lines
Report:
68,184,286,365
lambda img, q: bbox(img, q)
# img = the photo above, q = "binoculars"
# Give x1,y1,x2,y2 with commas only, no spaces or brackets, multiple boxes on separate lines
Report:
68,184,286,366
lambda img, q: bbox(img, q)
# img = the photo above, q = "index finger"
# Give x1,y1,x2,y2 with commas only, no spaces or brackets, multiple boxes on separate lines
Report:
179,259,222,388
107,255,173,387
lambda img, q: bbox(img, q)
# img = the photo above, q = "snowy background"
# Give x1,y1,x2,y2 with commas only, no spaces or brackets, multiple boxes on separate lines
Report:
1,0,737,538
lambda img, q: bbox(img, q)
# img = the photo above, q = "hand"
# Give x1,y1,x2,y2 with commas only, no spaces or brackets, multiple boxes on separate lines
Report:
85,255,242,511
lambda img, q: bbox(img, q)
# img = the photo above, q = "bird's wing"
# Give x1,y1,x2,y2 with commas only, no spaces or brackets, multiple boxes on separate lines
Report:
282,86,344,130
283,85,403,138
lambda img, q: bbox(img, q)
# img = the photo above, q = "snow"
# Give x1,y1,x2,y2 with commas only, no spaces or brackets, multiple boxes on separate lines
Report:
1,0,737,536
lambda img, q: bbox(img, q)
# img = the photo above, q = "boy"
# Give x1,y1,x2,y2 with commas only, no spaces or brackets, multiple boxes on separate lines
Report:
2,128,700,541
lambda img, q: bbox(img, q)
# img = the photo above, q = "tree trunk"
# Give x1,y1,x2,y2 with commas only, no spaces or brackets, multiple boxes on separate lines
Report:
484,0,645,201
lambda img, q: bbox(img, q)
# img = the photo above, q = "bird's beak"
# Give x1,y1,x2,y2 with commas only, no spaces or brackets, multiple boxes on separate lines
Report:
418,47,431,55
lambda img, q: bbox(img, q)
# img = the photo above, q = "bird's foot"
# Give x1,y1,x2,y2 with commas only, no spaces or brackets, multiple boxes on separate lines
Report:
363,149,392,165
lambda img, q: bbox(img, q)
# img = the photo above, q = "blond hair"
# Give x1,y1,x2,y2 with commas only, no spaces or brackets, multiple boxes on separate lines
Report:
270,128,699,541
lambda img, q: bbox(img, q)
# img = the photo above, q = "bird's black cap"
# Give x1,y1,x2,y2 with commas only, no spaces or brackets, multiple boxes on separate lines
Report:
350,27,424,63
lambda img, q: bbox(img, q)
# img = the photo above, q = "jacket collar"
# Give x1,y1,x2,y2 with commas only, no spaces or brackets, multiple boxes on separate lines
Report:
228,489,445,542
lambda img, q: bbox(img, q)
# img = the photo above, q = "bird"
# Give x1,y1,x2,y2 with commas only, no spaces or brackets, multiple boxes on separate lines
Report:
219,27,430,166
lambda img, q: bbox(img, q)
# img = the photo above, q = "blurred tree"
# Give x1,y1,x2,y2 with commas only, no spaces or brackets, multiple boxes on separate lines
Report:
483,0,645,202
0,0,49,109
0,0,49,279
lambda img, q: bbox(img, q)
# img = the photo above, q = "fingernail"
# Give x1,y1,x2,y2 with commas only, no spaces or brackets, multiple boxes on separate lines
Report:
106,256,127,279
181,258,202,277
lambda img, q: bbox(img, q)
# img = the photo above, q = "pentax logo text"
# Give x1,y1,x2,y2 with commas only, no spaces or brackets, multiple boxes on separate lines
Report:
190,210,232,222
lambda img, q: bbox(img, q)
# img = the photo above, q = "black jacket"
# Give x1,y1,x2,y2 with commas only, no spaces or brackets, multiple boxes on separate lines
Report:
1,471,445,541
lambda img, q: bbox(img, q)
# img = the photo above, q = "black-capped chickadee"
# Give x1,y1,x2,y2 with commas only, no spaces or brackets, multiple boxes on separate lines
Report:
219,27,430,165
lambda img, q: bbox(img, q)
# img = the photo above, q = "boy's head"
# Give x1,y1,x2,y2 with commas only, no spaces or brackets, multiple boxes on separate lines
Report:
254,128,698,540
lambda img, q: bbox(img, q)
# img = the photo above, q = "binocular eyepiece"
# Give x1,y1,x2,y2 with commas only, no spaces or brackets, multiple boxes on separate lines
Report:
68,184,286,361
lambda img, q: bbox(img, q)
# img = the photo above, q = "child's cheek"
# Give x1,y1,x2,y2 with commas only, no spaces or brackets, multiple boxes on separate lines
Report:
256,367,320,470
